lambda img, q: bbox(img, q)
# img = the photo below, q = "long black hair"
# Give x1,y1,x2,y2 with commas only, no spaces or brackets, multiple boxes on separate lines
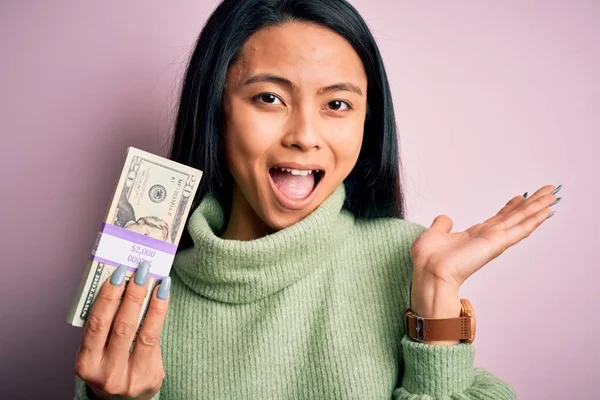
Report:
169,0,406,248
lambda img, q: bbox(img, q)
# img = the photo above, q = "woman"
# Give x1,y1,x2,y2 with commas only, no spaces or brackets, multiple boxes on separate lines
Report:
74,0,561,398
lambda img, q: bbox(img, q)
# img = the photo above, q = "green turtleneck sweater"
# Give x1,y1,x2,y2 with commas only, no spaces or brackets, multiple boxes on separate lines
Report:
75,184,516,399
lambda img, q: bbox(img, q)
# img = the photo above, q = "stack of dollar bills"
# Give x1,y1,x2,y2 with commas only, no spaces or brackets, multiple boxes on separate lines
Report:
67,147,202,336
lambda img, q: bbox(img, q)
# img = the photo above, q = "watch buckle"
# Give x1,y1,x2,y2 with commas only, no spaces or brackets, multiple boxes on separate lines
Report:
415,315,424,342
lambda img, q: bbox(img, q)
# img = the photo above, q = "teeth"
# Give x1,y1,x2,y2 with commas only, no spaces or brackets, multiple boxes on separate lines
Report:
274,167,319,176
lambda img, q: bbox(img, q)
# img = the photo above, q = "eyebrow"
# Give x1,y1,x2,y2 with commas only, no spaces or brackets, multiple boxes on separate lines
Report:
242,73,363,96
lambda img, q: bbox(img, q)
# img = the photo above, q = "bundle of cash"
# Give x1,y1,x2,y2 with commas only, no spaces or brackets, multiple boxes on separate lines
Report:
67,147,202,333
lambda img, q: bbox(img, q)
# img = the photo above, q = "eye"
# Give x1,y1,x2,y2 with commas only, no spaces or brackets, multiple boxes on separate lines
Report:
254,93,284,106
327,100,352,111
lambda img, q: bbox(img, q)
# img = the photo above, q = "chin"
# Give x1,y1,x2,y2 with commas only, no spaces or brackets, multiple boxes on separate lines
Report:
261,205,317,232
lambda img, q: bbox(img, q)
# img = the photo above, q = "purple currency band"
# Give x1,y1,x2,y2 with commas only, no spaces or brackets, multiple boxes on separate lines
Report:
91,222,177,280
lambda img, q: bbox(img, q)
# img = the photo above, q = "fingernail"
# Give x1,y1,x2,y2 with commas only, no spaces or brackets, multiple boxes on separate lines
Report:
134,260,151,286
523,192,528,199
550,197,561,206
546,211,556,220
157,276,171,300
551,184,562,195
110,265,128,286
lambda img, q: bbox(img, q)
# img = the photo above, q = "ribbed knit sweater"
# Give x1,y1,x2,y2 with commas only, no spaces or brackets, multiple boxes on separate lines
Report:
75,184,516,399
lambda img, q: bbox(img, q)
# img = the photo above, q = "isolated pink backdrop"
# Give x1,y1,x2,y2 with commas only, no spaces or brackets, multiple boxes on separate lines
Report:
1,1,598,399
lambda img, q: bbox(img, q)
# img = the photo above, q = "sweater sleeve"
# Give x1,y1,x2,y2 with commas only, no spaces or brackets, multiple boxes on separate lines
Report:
74,375,161,400
393,335,516,399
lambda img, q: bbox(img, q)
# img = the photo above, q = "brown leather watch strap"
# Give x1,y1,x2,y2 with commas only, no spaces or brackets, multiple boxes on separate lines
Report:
405,299,476,343
405,312,473,342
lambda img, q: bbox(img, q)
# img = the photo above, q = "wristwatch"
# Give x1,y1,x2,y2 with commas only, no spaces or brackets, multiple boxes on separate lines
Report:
404,298,476,344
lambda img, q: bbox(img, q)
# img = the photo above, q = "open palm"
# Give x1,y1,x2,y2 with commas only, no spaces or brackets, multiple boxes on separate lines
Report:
410,184,562,290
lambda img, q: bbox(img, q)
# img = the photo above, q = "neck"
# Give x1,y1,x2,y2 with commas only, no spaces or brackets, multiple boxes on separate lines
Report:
221,184,274,241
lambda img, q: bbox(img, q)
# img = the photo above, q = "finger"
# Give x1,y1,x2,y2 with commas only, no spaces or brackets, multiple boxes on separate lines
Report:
502,193,556,230
487,184,560,225
104,261,152,367
522,184,560,205
130,344,166,398
502,203,553,246
429,214,453,233
131,277,170,364
485,194,525,224
77,264,128,366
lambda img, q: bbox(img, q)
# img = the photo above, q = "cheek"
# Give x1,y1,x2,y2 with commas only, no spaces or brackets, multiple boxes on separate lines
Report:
330,120,364,171
224,100,282,169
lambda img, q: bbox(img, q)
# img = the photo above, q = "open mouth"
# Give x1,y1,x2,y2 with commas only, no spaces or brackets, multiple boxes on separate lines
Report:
268,166,325,207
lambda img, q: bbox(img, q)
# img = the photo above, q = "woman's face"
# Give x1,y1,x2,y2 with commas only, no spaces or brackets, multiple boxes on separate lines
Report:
223,21,367,234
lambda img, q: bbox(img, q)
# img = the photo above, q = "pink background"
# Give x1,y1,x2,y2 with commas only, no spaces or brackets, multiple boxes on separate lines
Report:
1,1,598,398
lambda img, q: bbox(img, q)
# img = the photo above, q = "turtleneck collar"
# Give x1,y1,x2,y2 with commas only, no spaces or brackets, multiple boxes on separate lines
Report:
172,184,355,304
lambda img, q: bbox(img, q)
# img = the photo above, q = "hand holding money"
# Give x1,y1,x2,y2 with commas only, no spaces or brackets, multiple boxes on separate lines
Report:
74,261,169,400
67,147,202,398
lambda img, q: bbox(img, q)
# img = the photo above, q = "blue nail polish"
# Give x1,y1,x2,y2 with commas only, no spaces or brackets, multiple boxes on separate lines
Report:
157,276,171,300
110,265,128,286
551,184,562,195
134,260,151,286
546,211,556,220
523,192,528,199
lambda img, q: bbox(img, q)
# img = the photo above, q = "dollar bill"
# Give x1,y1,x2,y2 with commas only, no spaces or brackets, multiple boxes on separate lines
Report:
67,147,202,335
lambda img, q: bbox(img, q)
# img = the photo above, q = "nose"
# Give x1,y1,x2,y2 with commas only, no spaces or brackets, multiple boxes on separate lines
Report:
281,107,322,151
